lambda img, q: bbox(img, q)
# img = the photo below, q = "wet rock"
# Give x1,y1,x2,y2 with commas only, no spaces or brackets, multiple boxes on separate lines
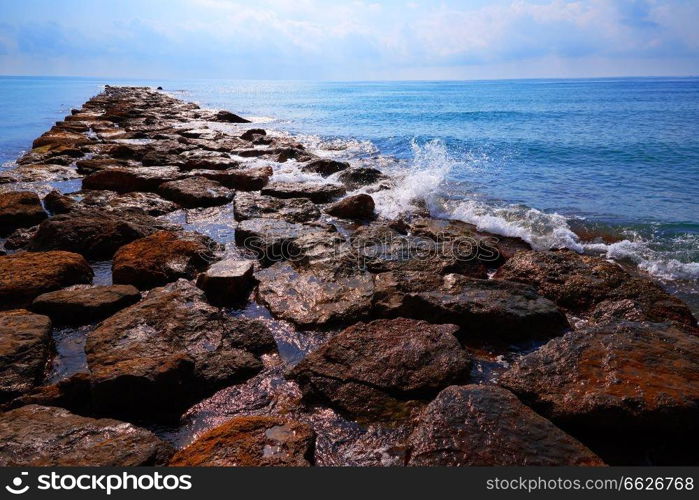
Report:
0,164,80,184
495,250,697,327
326,194,375,220
337,167,388,189
0,310,52,402
27,208,158,259
407,385,603,466
31,285,141,325
0,405,173,466
86,280,274,420
183,157,240,171
373,271,569,342
256,262,375,328
196,259,256,306
32,130,91,149
170,416,314,466
82,166,183,193
113,230,220,290
0,191,47,236
43,190,75,214
234,192,320,223
75,157,128,174
240,128,266,141
78,190,179,216
3,226,38,250
289,319,471,420
499,321,699,463
0,251,93,310
262,182,346,203
276,147,315,163
189,167,271,191
215,110,250,123
157,176,233,208
302,158,350,176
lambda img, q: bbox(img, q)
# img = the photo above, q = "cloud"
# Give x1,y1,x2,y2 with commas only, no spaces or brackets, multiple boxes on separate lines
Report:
0,0,697,79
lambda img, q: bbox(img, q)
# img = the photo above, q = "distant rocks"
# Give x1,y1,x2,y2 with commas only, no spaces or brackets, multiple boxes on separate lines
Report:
0,310,52,402
290,318,471,420
170,416,314,466
31,285,141,325
0,191,47,236
215,110,250,123
0,405,173,466
0,251,93,310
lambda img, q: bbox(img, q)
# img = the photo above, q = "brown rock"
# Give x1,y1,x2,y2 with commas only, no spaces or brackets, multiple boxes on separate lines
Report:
262,182,346,203
0,405,173,466
82,166,183,193
0,310,51,402
113,230,220,290
407,385,604,466
234,192,320,223
0,191,47,236
326,194,375,220
302,158,350,176
32,130,91,149
0,251,93,310
196,259,255,306
31,285,141,325
240,128,267,141
43,190,75,214
78,190,180,216
337,167,388,189
170,417,314,466
157,176,233,208
189,167,271,191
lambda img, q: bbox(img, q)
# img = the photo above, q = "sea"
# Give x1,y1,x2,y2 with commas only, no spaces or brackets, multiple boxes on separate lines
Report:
1,75,698,313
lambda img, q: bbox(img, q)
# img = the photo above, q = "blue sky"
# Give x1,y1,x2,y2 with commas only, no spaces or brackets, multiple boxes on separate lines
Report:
1,0,698,80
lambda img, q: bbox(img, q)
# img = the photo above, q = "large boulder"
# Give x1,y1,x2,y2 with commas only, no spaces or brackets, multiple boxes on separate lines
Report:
170,417,314,466
27,208,158,259
189,167,271,191
261,182,346,204
0,310,52,402
196,259,256,306
31,285,141,325
157,176,233,208
112,230,220,290
289,318,471,420
495,250,696,327
499,321,699,463
82,166,183,193
0,405,173,466
326,194,375,220
407,385,603,466
86,280,275,420
234,192,320,223
373,271,569,342
78,190,179,216
0,191,47,236
255,262,375,328
32,130,91,149
0,251,93,310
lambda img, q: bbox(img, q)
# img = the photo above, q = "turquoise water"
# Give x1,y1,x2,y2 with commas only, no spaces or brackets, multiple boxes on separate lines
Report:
1,76,698,292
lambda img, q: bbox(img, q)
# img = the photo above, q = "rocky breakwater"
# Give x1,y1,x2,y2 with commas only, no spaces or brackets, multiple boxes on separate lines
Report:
0,86,696,467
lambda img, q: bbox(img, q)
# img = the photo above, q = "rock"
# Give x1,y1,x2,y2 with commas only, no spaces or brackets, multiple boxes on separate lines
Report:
256,262,375,328
183,157,240,171
289,319,471,420
0,164,80,184
157,176,233,208
189,167,271,191
495,250,697,327
0,310,52,402
215,110,250,123
234,192,320,223
261,182,346,204
373,271,569,342
407,385,603,466
240,128,267,141
27,208,158,259
78,190,179,216
0,251,93,310
82,166,183,193
32,130,91,149
196,259,256,306
326,194,375,220
3,226,38,250
75,157,127,174
0,405,173,466
170,417,314,466
43,190,75,214
113,230,220,290
337,167,388,189
86,280,275,420
0,191,47,236
31,285,141,325
302,158,350,176
276,147,314,163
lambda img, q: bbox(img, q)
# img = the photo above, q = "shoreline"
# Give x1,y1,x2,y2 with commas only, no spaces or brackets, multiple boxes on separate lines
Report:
0,86,697,466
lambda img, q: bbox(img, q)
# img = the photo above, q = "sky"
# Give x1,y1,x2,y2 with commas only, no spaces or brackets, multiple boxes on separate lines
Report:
0,0,698,80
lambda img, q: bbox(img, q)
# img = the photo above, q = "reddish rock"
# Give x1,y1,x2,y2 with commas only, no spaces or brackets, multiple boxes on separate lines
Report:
407,385,604,466
0,310,52,402
189,167,271,191
170,417,314,466
157,176,233,208
113,230,220,290
32,130,91,149
326,194,375,220
0,251,93,310
196,259,256,306
42,190,75,214
82,166,183,193
0,191,47,236
289,319,471,420
0,405,173,466
31,285,141,325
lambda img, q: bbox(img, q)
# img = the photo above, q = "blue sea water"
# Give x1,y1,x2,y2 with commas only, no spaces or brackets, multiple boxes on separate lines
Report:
1,76,698,304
